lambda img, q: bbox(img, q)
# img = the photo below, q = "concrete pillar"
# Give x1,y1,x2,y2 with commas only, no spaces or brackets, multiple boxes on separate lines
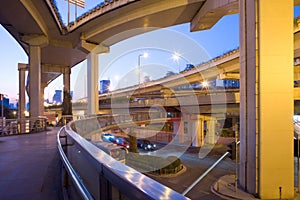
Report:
40,81,47,116
80,41,109,116
239,0,294,198
62,67,72,116
190,115,204,147
173,120,185,144
18,63,28,133
205,116,217,145
29,45,41,118
181,114,192,144
87,52,99,116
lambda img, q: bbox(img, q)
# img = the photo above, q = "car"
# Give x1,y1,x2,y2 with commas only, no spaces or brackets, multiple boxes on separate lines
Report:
137,139,157,151
115,137,130,149
102,133,116,143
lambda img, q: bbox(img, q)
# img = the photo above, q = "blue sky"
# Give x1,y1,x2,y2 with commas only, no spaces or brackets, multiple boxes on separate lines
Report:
0,2,299,102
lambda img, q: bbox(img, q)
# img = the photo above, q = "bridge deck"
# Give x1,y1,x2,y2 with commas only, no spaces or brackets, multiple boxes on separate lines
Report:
0,127,63,200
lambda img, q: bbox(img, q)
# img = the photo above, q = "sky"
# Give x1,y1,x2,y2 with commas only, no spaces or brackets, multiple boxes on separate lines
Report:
0,1,299,102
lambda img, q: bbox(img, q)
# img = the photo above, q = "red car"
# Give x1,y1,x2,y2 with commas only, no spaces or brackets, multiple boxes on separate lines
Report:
115,137,130,149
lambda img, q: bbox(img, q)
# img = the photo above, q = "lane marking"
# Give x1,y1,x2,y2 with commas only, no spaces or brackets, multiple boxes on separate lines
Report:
182,152,229,196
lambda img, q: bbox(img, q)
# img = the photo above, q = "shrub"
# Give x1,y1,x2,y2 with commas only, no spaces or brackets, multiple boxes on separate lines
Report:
126,154,182,175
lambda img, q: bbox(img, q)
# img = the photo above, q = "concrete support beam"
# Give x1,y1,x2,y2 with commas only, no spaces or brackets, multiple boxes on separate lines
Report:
29,45,42,118
18,63,28,133
182,114,216,147
42,64,69,73
205,116,217,145
173,120,185,144
40,81,47,116
239,0,294,198
191,0,238,31
80,41,109,116
22,34,48,47
20,0,49,36
190,115,204,147
62,67,72,117
218,72,240,80
87,52,99,116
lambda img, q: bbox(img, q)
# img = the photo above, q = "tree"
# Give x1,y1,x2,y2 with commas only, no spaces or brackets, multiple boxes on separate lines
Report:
165,71,176,77
128,127,138,153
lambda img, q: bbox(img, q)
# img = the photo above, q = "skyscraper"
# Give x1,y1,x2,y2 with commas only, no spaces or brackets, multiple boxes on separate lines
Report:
99,80,110,94
52,90,62,104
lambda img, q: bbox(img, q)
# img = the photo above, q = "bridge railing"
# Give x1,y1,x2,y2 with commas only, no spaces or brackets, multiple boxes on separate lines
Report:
0,117,47,136
57,117,189,200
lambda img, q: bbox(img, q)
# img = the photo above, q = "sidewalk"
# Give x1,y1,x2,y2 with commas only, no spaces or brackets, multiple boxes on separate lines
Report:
212,175,300,200
211,175,258,200
0,127,64,200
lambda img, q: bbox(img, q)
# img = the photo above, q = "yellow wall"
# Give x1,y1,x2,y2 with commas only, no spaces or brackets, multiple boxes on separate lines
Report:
258,0,294,198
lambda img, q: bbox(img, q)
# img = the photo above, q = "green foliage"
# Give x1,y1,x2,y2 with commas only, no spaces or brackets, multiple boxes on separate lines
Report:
220,128,235,137
128,134,138,153
126,154,183,175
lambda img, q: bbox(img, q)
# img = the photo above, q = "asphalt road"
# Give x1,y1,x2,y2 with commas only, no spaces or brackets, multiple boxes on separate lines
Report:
146,141,235,200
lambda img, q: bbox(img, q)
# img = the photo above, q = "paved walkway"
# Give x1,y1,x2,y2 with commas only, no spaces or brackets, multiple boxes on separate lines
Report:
212,175,258,200
0,127,64,200
212,175,300,200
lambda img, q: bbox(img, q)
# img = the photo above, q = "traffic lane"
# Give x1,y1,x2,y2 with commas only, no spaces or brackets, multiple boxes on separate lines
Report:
183,158,235,200
146,145,235,199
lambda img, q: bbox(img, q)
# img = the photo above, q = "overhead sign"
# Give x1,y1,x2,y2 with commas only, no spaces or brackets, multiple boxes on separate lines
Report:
65,0,85,8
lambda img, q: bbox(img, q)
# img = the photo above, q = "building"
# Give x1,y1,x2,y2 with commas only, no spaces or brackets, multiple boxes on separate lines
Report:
52,90,62,104
99,80,110,94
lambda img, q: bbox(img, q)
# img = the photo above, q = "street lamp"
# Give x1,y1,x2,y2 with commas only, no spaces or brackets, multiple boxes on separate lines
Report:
172,52,181,72
13,111,17,119
0,94,3,118
138,52,148,86
202,80,209,88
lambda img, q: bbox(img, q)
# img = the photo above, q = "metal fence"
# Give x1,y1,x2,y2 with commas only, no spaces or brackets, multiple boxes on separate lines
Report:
57,118,190,200
0,117,47,135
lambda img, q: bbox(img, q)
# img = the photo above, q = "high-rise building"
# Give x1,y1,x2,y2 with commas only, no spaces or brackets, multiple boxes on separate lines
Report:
0,96,9,108
99,80,110,94
52,90,62,104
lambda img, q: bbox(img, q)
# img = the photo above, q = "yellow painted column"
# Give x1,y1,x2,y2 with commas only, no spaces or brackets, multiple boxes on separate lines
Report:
259,1,294,198
240,0,294,198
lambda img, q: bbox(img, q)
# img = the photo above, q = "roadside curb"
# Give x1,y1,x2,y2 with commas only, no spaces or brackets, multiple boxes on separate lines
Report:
211,175,258,200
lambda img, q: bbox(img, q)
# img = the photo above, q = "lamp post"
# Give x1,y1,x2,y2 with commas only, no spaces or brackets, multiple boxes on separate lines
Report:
138,52,148,86
172,52,181,72
0,94,3,118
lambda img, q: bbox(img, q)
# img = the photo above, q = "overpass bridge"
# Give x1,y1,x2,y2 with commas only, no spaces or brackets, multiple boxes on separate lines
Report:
0,0,240,119
2,0,300,199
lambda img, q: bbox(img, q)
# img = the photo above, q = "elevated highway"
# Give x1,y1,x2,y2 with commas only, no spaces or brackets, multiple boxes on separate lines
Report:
0,0,239,84
0,0,242,118
2,1,300,199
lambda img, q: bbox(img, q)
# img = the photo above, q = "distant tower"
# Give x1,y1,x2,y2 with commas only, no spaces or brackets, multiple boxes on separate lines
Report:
99,80,111,94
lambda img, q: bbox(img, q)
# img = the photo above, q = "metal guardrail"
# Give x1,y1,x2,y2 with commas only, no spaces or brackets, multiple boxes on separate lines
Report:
57,127,94,200
0,117,47,135
57,117,190,200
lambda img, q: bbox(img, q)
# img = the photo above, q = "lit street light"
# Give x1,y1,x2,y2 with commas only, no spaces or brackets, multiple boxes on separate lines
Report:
202,81,209,91
13,111,17,118
138,52,148,86
172,52,181,72
0,94,3,118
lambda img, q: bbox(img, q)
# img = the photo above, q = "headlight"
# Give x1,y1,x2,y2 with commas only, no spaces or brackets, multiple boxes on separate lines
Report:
153,144,156,148
147,144,151,149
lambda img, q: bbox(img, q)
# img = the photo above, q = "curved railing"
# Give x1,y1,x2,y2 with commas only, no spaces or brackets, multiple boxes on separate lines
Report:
0,117,47,136
57,116,189,200
57,127,94,200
